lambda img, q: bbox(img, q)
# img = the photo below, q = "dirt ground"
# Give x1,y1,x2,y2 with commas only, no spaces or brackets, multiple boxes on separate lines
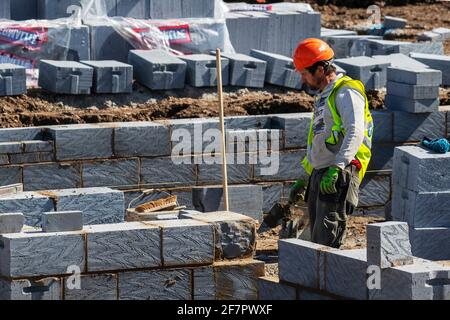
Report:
0,2,449,128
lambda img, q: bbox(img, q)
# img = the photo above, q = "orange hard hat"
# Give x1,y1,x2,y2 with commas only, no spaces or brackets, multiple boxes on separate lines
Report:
293,38,335,71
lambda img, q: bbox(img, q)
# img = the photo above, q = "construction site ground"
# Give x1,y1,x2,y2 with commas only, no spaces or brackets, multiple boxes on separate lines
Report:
1,2,449,277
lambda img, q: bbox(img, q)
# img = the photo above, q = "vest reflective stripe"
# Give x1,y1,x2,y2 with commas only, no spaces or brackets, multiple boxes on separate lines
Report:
302,75,374,182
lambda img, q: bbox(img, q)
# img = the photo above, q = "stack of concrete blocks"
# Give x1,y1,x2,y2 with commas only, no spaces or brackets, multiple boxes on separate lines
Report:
363,39,444,56
385,66,442,113
148,0,217,19
0,213,24,234
179,54,229,87
225,9,321,56
80,60,133,93
0,64,27,96
391,145,450,261
372,53,429,70
128,50,186,90
11,0,37,20
383,16,407,30
410,53,450,86
218,52,266,88
36,0,114,19
38,60,94,95
0,140,54,165
334,56,390,90
249,49,301,89
321,35,382,59
0,187,125,227
260,222,450,300
0,211,264,300
418,28,450,42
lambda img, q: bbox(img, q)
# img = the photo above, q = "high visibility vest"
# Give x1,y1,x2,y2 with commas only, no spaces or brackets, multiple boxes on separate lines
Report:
301,75,374,182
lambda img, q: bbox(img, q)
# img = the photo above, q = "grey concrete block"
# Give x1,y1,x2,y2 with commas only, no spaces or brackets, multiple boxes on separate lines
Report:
196,154,252,185
145,219,214,266
321,28,357,37
22,140,53,153
321,249,368,300
182,211,256,260
384,16,407,29
261,183,283,213
392,145,450,192
64,274,117,300
192,185,263,222
297,287,337,300
169,188,195,210
225,128,282,154
0,277,61,300
250,50,301,89
0,142,22,154
23,162,82,191
387,66,442,86
271,113,312,149
128,49,186,90
193,266,215,300
86,222,160,272
38,60,93,95
258,276,297,300
392,111,446,142
179,54,229,87
0,64,27,96
119,269,191,300
0,230,85,278
48,124,113,161
42,211,83,233
279,239,328,289
214,260,265,300
387,81,439,100
116,0,149,19
410,52,450,86
140,155,196,188
80,60,133,94
369,259,450,300
366,39,444,56
371,110,393,143
0,192,54,227
114,121,170,157
82,159,139,188
149,0,216,19
0,127,43,143
372,53,429,70
254,150,308,182
219,52,266,88
334,56,389,90
392,186,450,228
385,95,439,113
367,222,413,269
9,152,55,164
358,175,390,207
410,227,450,261
0,166,22,187
87,21,131,62
55,187,124,226
0,213,24,234
224,115,272,130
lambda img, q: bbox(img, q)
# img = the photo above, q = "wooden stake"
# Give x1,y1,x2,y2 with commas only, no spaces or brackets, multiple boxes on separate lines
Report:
216,48,229,211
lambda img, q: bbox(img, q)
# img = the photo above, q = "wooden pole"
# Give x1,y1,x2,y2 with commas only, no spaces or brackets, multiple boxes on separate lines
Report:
216,48,229,211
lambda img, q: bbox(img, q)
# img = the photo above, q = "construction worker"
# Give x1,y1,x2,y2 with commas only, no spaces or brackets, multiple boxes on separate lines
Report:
289,38,374,248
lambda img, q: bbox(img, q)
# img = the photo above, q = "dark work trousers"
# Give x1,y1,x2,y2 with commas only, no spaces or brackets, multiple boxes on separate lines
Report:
305,165,360,248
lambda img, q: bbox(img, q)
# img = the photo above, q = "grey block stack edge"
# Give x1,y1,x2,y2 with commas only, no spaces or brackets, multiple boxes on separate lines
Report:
249,49,301,89
179,54,229,87
0,64,27,96
410,52,450,86
38,60,93,95
128,50,187,90
385,66,442,113
81,60,133,94
218,52,267,88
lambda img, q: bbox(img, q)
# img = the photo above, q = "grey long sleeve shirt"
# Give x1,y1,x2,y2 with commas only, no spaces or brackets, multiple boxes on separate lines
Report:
307,74,366,171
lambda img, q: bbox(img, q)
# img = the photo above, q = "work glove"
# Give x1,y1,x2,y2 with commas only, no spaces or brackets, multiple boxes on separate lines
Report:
288,179,307,205
320,166,340,195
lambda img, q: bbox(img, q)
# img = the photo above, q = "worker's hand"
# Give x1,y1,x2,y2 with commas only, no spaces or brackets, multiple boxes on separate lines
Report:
320,166,340,194
288,179,307,205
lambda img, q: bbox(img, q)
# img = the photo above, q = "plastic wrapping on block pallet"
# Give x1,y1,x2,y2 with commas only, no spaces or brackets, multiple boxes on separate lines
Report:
101,16,235,56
